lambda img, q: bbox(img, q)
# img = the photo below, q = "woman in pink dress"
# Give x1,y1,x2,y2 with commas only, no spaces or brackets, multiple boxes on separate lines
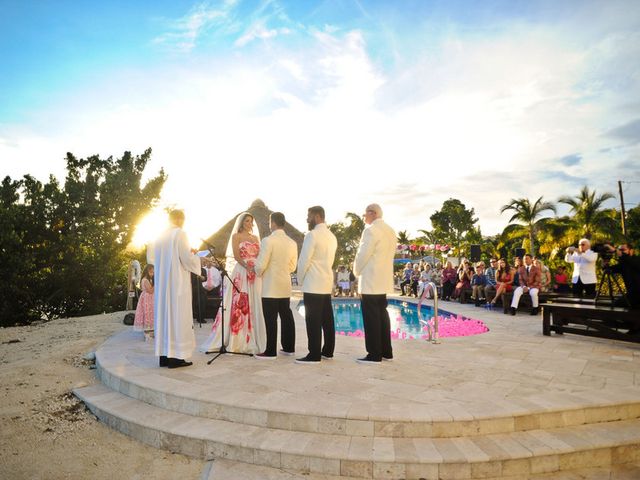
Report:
200,212,266,354
133,264,154,341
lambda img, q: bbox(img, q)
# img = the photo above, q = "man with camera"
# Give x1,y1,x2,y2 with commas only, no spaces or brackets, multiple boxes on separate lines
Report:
607,242,640,309
565,239,598,297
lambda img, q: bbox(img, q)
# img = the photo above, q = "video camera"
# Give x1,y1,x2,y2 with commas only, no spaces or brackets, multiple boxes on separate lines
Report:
591,242,616,262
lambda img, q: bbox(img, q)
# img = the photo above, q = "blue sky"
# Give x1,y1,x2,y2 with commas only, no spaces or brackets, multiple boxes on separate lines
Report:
1,0,639,245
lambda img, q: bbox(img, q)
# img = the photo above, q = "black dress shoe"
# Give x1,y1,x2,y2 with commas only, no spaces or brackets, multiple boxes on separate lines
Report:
159,356,168,367
167,358,193,369
530,307,539,315
295,356,320,364
510,307,516,316
356,355,381,364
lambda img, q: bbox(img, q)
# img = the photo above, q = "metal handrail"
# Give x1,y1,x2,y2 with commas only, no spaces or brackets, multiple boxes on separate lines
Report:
418,281,440,344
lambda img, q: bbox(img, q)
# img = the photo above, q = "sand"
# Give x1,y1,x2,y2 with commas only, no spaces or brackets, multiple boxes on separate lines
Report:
0,312,205,480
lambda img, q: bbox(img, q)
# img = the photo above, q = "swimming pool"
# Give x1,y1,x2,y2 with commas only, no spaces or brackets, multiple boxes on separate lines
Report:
296,298,489,339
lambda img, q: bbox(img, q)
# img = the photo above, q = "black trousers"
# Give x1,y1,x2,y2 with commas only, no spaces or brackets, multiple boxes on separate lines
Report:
442,281,455,300
261,297,296,356
361,294,393,361
573,278,596,297
303,293,335,360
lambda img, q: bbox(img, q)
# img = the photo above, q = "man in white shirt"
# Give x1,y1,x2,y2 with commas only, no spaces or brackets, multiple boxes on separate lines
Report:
254,212,298,359
200,264,222,320
353,204,397,364
565,238,598,297
296,206,338,364
154,209,209,369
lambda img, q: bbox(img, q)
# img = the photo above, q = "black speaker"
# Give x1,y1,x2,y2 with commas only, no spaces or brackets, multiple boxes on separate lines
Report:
470,244,481,262
514,248,526,259
123,313,135,325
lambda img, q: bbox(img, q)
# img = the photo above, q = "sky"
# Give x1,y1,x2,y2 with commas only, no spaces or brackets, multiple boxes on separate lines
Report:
1,0,639,246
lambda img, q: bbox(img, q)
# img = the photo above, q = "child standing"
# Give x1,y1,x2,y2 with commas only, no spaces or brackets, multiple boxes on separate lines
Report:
133,264,154,341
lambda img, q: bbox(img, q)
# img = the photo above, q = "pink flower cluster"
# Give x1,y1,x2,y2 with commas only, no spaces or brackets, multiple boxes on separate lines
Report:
336,315,489,340
421,314,489,338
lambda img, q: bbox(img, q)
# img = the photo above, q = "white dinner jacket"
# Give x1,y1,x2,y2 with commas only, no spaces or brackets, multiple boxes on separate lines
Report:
353,218,397,295
254,229,298,298
297,223,337,294
565,249,598,284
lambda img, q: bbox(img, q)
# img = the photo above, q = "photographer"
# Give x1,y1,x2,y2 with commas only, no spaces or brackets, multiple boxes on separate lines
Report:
565,239,598,297
608,242,640,309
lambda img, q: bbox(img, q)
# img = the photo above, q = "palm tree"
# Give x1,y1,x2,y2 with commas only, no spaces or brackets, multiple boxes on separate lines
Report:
397,230,411,245
500,197,556,256
558,186,616,240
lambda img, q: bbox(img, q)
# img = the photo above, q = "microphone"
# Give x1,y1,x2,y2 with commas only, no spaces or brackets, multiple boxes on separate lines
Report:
201,239,216,252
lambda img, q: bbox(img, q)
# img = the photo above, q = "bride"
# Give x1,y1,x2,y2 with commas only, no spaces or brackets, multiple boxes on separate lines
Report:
200,212,266,354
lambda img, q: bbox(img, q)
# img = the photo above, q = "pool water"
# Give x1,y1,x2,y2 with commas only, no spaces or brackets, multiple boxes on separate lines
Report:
297,298,482,340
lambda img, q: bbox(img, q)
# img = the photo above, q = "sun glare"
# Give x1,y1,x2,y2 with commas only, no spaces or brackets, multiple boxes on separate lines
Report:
130,208,168,250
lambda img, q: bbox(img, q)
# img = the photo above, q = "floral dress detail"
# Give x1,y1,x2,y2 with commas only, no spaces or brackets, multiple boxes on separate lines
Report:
200,241,266,354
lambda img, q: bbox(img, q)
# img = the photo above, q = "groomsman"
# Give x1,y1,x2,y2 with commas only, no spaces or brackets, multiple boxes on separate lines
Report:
353,204,397,364
254,212,298,359
296,206,338,364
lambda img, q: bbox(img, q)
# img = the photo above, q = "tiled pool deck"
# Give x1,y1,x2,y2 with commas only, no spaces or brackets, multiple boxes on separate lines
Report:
75,295,640,479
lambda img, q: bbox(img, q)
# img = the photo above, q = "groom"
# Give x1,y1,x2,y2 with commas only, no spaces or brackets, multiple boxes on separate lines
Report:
254,212,298,359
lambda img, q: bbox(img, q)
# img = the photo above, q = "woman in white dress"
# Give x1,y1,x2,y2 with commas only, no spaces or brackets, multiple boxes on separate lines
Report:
200,212,266,354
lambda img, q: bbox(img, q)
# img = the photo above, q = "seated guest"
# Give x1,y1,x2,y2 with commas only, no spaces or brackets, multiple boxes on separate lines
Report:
400,262,413,295
417,264,432,298
510,254,541,315
484,258,498,304
470,262,487,306
409,263,421,297
441,261,457,300
534,258,552,292
452,261,472,300
491,258,514,307
553,265,571,293
431,262,443,298
335,265,351,296
512,257,522,288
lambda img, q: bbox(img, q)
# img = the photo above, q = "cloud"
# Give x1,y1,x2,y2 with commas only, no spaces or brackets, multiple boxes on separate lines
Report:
606,118,640,144
235,22,291,46
152,1,239,52
559,154,582,166
3,1,640,240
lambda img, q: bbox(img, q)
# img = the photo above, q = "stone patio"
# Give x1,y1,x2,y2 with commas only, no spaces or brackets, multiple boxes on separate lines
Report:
75,295,640,479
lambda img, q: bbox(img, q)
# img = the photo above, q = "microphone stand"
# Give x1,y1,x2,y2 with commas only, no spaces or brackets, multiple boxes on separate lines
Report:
201,241,253,364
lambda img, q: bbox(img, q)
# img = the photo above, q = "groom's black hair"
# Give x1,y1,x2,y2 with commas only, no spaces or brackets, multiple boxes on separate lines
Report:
308,206,325,220
271,212,286,227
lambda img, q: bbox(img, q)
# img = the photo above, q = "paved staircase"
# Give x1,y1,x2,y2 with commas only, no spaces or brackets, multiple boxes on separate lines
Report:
75,326,640,479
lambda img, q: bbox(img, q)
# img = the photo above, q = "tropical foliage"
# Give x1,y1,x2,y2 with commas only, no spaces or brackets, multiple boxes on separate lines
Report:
558,186,618,242
329,212,364,268
500,196,556,257
429,198,480,259
0,149,165,326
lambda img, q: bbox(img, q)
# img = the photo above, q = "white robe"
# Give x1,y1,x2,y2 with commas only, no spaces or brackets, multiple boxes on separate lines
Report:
153,227,202,359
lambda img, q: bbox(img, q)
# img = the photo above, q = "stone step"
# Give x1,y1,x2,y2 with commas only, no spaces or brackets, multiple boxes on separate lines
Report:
95,336,640,439
203,458,640,480
75,384,640,480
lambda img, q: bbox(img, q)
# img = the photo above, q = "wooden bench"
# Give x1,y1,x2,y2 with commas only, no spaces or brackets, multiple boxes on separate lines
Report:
501,291,554,314
542,303,640,343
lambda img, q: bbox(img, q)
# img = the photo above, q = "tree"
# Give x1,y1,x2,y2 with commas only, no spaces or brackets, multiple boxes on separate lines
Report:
329,212,364,268
397,230,411,245
0,149,165,326
558,186,617,241
430,198,478,259
626,205,640,247
500,196,556,256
